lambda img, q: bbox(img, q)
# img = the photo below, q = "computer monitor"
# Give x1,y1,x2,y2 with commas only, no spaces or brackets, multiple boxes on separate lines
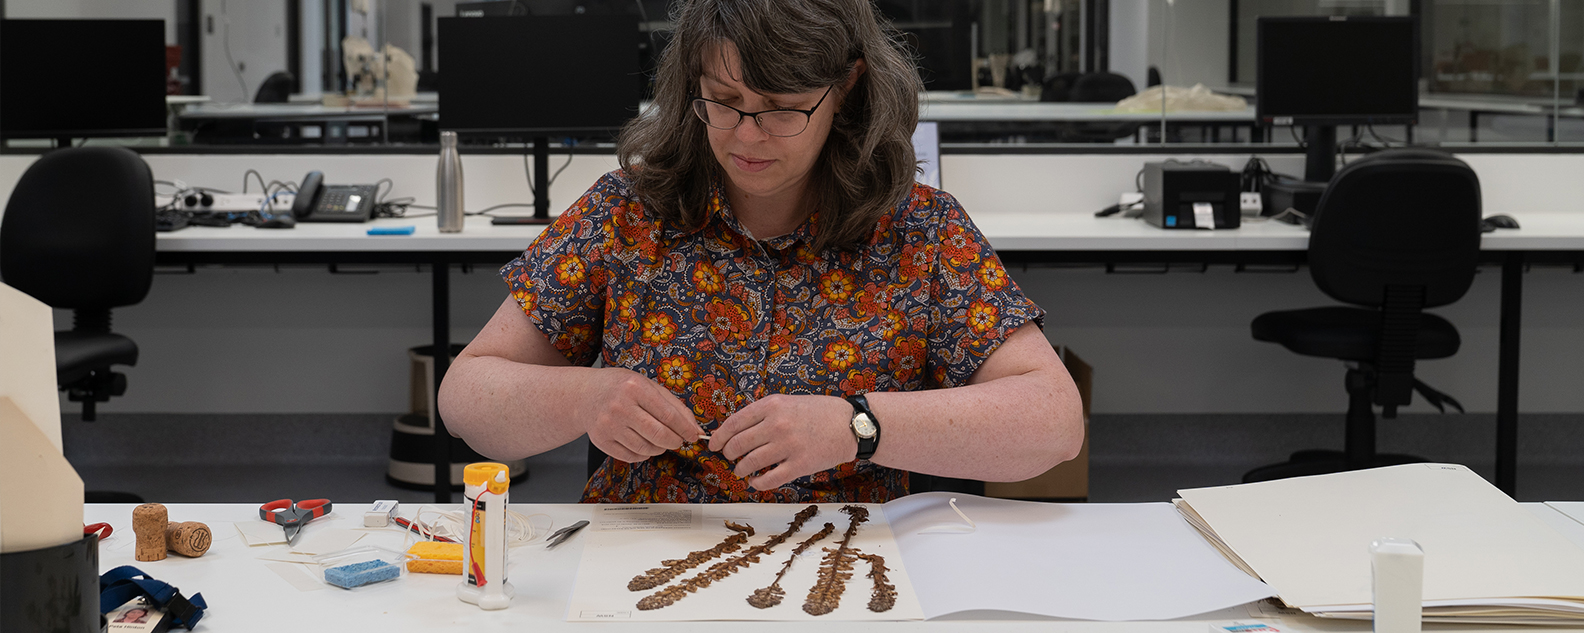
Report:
438,15,640,136
1257,16,1418,182
439,14,640,221
1,19,168,145
876,1,974,92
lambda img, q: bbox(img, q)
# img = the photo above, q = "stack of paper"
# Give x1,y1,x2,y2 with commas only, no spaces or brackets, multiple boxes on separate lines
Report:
1176,463,1584,625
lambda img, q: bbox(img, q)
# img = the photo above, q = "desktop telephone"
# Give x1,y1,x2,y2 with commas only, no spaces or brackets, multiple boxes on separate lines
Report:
291,171,379,222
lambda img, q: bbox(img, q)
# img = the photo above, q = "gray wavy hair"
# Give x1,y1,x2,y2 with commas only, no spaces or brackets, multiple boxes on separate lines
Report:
616,0,922,251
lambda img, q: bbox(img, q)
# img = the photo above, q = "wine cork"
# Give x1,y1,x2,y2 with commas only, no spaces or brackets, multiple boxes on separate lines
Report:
132,503,168,562
165,521,212,557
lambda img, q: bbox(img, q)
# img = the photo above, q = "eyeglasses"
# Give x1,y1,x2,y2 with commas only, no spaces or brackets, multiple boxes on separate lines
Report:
691,86,833,138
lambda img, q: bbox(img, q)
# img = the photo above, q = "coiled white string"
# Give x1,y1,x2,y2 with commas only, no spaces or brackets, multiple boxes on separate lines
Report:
407,505,554,548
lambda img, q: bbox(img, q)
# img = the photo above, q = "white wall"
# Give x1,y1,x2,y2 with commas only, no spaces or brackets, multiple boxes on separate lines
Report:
200,0,289,104
6,0,178,43
1,151,1582,416
1146,0,1229,89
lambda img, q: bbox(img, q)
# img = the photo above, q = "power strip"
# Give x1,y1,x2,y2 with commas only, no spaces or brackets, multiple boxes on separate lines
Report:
157,192,293,212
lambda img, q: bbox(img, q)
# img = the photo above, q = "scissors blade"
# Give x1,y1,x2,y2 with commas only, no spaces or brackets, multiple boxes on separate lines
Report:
285,524,303,546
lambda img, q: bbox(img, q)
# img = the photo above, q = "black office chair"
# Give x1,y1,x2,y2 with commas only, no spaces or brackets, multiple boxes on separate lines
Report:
1245,149,1482,482
1061,72,1139,143
1,147,156,423
1039,71,1083,102
254,71,296,103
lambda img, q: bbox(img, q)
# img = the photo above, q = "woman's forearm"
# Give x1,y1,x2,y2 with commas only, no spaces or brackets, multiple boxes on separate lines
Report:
864,367,1084,482
438,354,598,461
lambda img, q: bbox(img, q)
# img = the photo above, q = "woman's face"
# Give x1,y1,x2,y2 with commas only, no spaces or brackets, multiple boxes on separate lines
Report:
698,41,846,206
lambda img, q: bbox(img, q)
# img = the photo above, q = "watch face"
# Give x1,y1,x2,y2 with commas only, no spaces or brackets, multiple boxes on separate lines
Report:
852,413,877,438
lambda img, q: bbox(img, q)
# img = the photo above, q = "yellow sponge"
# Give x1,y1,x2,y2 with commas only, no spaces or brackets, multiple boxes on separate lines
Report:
406,541,464,574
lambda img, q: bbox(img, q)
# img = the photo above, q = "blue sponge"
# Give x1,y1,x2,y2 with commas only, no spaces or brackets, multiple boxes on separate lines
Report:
324,559,399,589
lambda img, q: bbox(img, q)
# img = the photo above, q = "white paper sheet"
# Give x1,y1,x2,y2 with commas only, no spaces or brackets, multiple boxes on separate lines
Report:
886,493,1276,621
289,528,365,555
1177,463,1584,610
1545,502,1584,528
567,503,923,621
235,521,287,546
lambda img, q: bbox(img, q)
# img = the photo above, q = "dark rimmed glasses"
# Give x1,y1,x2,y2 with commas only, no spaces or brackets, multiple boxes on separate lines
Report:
691,86,833,137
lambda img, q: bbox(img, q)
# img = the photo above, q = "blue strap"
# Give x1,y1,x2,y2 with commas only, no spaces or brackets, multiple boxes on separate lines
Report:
100,565,208,630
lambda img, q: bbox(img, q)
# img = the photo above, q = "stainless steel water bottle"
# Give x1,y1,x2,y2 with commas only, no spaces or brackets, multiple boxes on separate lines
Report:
437,131,464,233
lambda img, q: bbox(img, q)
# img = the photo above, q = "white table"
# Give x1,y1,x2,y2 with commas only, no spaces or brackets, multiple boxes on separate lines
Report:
155,212,1584,499
78,501,1584,632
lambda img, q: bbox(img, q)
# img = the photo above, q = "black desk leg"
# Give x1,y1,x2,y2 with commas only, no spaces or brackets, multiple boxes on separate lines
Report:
1496,253,1523,497
432,258,453,503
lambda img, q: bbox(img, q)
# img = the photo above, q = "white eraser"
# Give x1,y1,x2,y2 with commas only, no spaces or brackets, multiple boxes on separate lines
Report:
1209,622,1283,633
1371,537,1424,633
365,500,398,527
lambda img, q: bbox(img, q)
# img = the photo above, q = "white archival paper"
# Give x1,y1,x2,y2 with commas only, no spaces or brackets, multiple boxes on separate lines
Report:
886,493,1277,621
567,503,922,621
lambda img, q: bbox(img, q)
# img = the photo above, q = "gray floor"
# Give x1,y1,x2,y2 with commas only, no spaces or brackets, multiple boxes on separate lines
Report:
62,411,1584,504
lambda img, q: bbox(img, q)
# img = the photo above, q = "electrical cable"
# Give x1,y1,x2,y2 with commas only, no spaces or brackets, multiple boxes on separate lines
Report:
524,142,577,201
242,169,268,194
220,0,251,102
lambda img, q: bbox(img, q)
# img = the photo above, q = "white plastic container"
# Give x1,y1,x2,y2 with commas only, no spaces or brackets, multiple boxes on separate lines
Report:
457,462,513,610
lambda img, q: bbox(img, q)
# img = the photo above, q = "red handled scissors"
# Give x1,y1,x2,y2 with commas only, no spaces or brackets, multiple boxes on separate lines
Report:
259,498,331,545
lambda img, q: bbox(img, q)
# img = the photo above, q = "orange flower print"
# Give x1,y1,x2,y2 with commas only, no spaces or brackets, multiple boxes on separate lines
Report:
822,339,861,372
852,282,888,318
704,299,751,342
818,269,857,303
511,287,536,313
888,335,927,384
690,374,739,422
872,309,904,340
657,355,696,392
977,259,1010,291
967,300,999,336
563,324,594,354
839,369,877,394
553,253,586,287
899,242,933,281
941,223,981,269
692,261,724,294
640,311,678,346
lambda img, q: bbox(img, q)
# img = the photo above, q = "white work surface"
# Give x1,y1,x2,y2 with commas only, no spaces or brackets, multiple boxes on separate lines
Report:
153,211,1584,254
81,501,1584,632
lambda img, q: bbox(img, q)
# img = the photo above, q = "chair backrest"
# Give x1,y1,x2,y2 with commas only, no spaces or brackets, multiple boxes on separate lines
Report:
254,71,296,103
0,147,156,311
1040,72,1082,102
1307,148,1482,309
1071,72,1136,103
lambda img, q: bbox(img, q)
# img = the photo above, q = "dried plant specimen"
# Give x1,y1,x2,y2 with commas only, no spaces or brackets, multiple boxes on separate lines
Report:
627,520,755,591
637,505,819,611
802,505,870,616
747,521,836,609
856,552,896,612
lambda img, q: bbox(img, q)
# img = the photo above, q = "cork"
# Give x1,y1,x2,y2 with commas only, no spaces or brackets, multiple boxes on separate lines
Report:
165,521,212,558
132,503,168,562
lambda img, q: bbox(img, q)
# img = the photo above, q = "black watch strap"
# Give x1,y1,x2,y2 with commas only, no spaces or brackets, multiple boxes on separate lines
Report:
845,394,880,461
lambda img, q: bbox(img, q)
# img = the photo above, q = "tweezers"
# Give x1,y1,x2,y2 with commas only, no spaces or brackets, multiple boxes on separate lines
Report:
545,520,589,550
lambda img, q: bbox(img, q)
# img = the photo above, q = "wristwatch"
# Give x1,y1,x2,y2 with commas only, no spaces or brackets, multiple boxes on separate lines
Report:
844,394,881,461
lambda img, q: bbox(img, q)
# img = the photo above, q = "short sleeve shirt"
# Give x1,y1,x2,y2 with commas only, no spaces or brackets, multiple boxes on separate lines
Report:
500,170,1045,503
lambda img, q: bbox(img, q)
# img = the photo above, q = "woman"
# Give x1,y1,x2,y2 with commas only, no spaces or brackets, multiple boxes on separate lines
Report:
438,0,1083,503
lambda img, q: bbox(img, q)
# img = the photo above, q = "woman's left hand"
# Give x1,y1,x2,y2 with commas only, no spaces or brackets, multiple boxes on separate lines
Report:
709,394,857,491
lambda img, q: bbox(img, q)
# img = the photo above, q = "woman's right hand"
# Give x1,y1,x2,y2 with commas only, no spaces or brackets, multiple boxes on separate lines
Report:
585,367,704,463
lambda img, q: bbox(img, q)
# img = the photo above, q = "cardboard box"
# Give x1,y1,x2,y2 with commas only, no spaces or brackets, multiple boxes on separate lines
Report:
983,345,1093,501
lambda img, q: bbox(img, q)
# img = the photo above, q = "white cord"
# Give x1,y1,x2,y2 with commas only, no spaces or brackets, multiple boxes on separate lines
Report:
411,505,554,548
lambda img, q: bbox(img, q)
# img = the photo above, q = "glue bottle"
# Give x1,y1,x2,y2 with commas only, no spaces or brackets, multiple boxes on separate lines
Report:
457,462,513,610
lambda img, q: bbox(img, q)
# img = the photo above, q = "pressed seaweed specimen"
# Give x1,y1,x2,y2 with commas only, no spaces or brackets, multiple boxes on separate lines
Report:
802,505,870,616
746,521,836,609
636,505,819,611
627,520,756,591
856,552,896,612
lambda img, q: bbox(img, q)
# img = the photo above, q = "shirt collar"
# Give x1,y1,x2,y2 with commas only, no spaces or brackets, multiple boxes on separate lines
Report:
662,177,820,249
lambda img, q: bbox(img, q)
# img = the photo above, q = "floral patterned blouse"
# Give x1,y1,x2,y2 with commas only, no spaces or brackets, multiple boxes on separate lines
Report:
500,170,1044,503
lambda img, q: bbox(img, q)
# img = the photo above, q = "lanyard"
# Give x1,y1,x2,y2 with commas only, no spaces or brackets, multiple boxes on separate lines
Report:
99,565,208,630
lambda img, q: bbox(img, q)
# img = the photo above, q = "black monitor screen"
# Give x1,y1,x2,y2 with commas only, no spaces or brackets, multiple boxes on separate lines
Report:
1257,17,1417,125
1,19,168,140
439,15,640,135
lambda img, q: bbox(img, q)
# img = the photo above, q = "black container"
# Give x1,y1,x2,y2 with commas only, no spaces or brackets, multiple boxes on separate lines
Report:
1,533,101,633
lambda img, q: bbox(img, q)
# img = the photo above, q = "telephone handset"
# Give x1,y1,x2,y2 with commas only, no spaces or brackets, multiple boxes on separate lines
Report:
291,171,379,222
